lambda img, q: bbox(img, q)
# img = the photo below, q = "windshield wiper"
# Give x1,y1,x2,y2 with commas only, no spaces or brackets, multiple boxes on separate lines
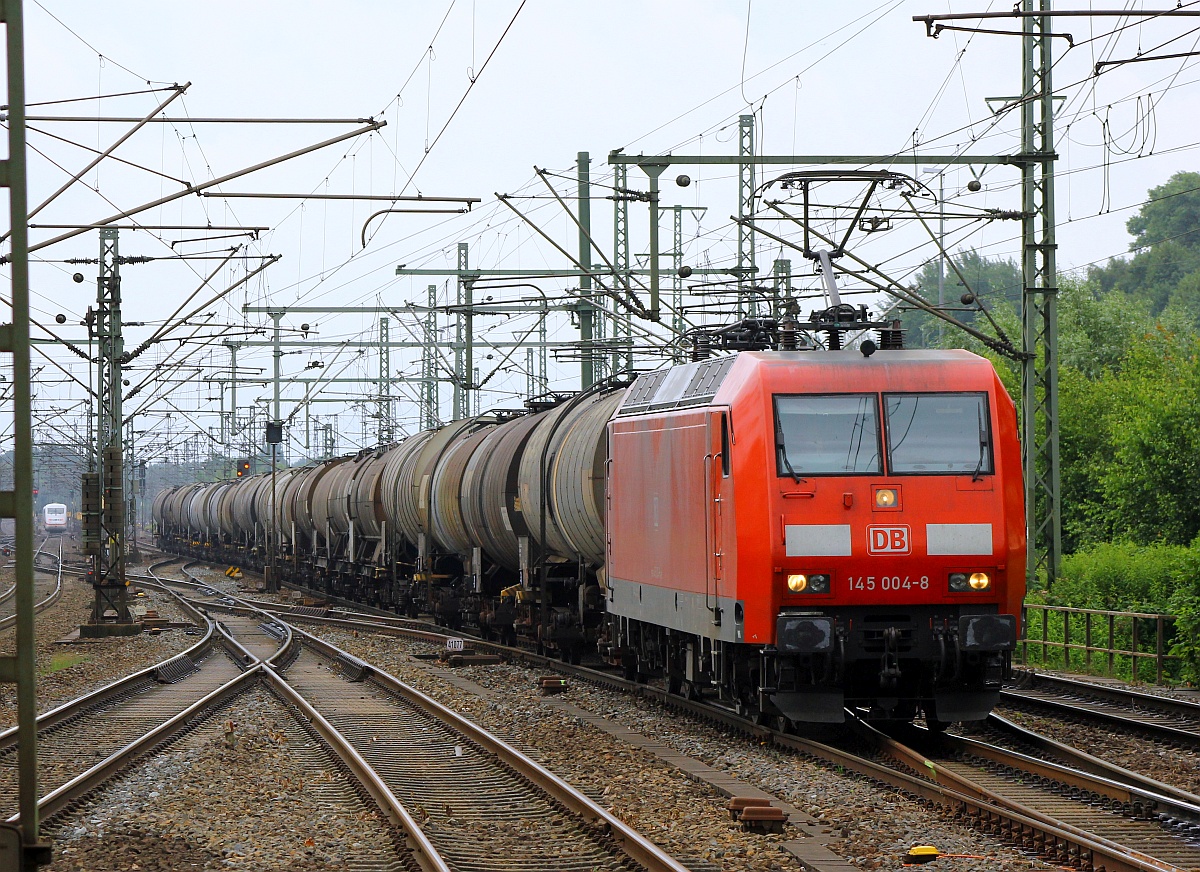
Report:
775,419,804,485
972,403,989,482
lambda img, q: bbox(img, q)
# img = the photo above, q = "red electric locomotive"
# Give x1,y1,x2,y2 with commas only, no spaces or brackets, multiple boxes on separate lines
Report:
605,347,1024,725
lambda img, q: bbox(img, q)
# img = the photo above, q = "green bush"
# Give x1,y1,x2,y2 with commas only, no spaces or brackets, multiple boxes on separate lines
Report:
1054,542,1200,613
1021,541,1200,682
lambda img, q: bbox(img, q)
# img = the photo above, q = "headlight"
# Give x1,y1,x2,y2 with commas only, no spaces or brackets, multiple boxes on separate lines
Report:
949,572,991,592
874,488,898,508
787,573,830,594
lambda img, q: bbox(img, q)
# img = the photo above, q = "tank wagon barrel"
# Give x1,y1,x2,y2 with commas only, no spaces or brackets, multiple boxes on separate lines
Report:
550,392,623,567
349,446,393,544
150,486,173,532
461,412,541,571
431,425,497,560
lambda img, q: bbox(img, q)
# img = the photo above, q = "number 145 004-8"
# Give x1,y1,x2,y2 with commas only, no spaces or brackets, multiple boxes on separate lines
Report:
847,576,929,591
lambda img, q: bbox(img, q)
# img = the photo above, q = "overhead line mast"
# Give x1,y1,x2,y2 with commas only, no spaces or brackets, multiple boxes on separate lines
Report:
0,2,51,866
1020,0,1062,590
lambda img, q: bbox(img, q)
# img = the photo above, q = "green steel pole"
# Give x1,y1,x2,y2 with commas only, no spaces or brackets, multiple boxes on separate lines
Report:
377,317,390,443
577,152,594,388
423,284,437,429
673,205,684,362
227,343,239,464
5,0,45,860
773,258,792,319
738,114,757,316
270,311,283,425
612,161,628,376
642,163,667,322
452,244,474,420
1021,0,1061,588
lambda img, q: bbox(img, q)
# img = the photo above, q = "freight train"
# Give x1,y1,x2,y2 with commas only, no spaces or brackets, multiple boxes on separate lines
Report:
155,333,1025,726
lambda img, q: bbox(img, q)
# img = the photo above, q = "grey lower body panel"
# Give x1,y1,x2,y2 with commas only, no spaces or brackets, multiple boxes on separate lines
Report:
770,690,845,723
932,690,1001,722
606,575,743,644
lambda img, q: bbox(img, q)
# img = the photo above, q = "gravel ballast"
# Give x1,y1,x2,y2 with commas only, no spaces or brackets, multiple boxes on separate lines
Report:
12,560,1080,870
312,626,1053,872
42,687,402,872
0,568,197,731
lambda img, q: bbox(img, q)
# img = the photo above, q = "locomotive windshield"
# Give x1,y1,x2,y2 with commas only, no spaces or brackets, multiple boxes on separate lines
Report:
884,393,992,475
774,394,882,475
774,392,993,477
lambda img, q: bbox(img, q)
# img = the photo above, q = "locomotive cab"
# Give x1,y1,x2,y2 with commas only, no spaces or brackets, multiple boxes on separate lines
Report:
606,348,1024,726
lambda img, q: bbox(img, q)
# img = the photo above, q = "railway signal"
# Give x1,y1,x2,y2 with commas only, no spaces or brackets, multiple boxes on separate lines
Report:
235,459,251,477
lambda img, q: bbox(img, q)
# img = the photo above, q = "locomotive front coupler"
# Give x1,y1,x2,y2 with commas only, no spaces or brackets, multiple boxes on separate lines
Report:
878,626,902,690
931,621,963,683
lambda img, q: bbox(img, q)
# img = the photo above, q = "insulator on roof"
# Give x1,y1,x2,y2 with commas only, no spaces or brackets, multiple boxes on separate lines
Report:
878,320,905,350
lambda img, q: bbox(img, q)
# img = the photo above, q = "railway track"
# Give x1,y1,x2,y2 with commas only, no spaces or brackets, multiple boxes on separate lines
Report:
859,718,1200,871
0,535,64,629
205,570,1200,872
3,561,428,871
0,560,253,824
1002,670,1200,746
152,564,691,872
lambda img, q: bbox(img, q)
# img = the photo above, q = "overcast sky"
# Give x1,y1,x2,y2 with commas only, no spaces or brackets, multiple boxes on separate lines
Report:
12,2,1200,459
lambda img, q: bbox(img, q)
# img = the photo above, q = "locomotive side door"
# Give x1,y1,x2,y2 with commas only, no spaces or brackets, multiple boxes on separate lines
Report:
705,409,730,623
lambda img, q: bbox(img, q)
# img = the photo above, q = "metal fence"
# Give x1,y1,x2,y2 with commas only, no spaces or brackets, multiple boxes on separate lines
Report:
1019,603,1181,684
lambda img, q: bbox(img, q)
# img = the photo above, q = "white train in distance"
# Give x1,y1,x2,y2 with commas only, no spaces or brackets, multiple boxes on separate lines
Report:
43,503,68,529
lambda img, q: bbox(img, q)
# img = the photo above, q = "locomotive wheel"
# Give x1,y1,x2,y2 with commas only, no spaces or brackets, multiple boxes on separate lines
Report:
622,654,639,682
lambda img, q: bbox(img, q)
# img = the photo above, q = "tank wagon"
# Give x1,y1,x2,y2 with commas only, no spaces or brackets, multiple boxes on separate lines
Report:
156,345,1024,726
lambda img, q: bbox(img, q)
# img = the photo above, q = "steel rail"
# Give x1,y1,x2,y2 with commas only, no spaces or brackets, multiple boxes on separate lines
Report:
0,536,62,630
9,667,260,823
965,714,1200,822
0,557,217,750
986,711,1200,808
173,566,691,872
0,557,299,832
174,556,1183,871
850,717,1183,872
163,568,452,872
223,603,445,645
1001,687,1200,746
7,558,429,868
203,603,446,872
292,623,692,872
261,664,451,872
1009,669,1200,720
244,597,1181,872
763,729,1165,872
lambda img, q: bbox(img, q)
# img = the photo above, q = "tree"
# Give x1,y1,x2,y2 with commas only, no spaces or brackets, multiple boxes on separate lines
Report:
1089,171,1200,325
901,248,1022,348
1056,276,1155,378
1097,332,1200,545
1126,171,1200,252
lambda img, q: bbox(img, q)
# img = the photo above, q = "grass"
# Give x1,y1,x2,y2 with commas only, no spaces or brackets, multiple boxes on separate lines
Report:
41,651,88,675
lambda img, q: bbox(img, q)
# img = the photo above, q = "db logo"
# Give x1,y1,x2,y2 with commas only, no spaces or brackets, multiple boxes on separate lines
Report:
867,525,910,555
